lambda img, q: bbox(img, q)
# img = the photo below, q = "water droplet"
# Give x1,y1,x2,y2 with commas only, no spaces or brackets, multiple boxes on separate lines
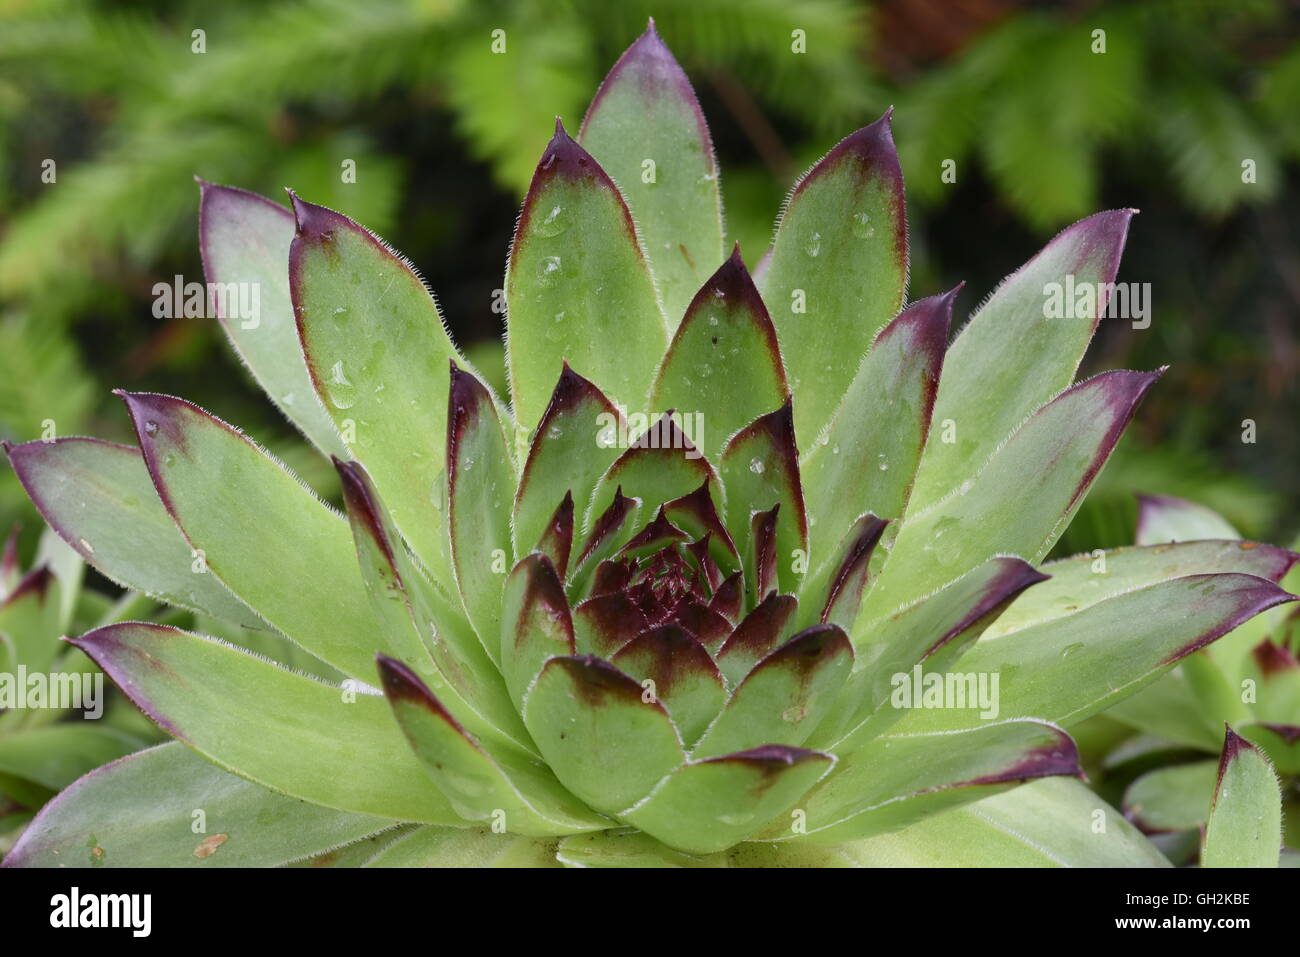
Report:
1060,641,1085,659
877,453,888,471
831,444,840,455
281,393,295,406
708,314,720,325
143,420,159,436
851,212,874,239
332,306,349,321
749,457,765,474
537,255,562,286
536,205,568,237
804,231,822,257
163,454,175,467
327,360,357,410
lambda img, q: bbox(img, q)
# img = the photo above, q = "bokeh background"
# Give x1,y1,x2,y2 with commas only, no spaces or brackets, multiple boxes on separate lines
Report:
1,0,1297,558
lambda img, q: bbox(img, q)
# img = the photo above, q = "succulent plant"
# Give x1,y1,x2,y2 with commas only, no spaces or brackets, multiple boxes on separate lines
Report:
1109,494,1298,866
3,23,1295,869
0,527,152,858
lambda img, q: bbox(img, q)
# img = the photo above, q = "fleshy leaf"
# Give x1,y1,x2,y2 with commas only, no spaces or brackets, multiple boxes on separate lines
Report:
361,825,561,867
500,554,575,708
1203,727,1282,868
0,724,142,793
119,392,378,679
648,246,787,460
573,591,650,656
0,567,62,674
556,828,727,868
888,573,1296,735
621,745,833,854
289,193,468,582
1123,760,1219,833
816,557,1050,750
611,624,726,745
759,112,908,445
719,401,807,596
865,369,1161,619
800,290,950,571
522,655,685,813
988,540,1297,639
586,414,716,536
693,624,852,758
907,209,1135,508
2,743,393,868
837,777,1170,867
199,183,346,458
6,438,262,630
1136,493,1242,545
535,492,575,579
715,592,799,686
804,513,888,630
514,366,622,561
761,720,1080,845
378,657,605,836
72,623,461,823
579,20,724,323
447,363,517,661
336,458,531,755
506,120,669,433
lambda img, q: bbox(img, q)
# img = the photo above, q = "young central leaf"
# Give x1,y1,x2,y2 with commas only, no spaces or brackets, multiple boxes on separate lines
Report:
506,120,669,434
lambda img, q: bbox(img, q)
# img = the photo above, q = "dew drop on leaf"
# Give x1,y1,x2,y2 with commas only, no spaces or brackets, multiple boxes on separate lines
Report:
804,231,822,257
537,205,568,237
749,457,765,474
851,212,874,239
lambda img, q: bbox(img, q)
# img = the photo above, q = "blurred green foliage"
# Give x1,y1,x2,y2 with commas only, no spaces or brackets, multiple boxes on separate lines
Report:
0,0,1296,555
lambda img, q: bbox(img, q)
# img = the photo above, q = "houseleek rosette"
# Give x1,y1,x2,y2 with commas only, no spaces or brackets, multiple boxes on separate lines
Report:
2,23,1295,868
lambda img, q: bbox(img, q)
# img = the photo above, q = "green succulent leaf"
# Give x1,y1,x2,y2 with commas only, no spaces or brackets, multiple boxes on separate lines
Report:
839,777,1170,867
0,724,143,793
693,624,852,758
1123,760,1219,833
866,369,1162,618
1136,493,1242,544
71,622,461,823
119,392,379,679
801,290,951,577
766,719,1080,845
611,625,726,746
648,247,788,461
362,825,561,867
3,743,393,868
522,655,685,813
336,458,530,755
5,438,263,630
578,21,724,324
821,557,1046,749
719,401,808,598
506,121,669,433
715,592,799,686
514,366,622,561
199,183,346,459
500,554,575,708
890,573,1296,734
0,567,63,675
377,656,605,836
289,193,468,583
1203,727,1282,868
759,112,908,446
447,363,518,663
908,209,1135,508
621,745,833,854
990,540,1297,639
